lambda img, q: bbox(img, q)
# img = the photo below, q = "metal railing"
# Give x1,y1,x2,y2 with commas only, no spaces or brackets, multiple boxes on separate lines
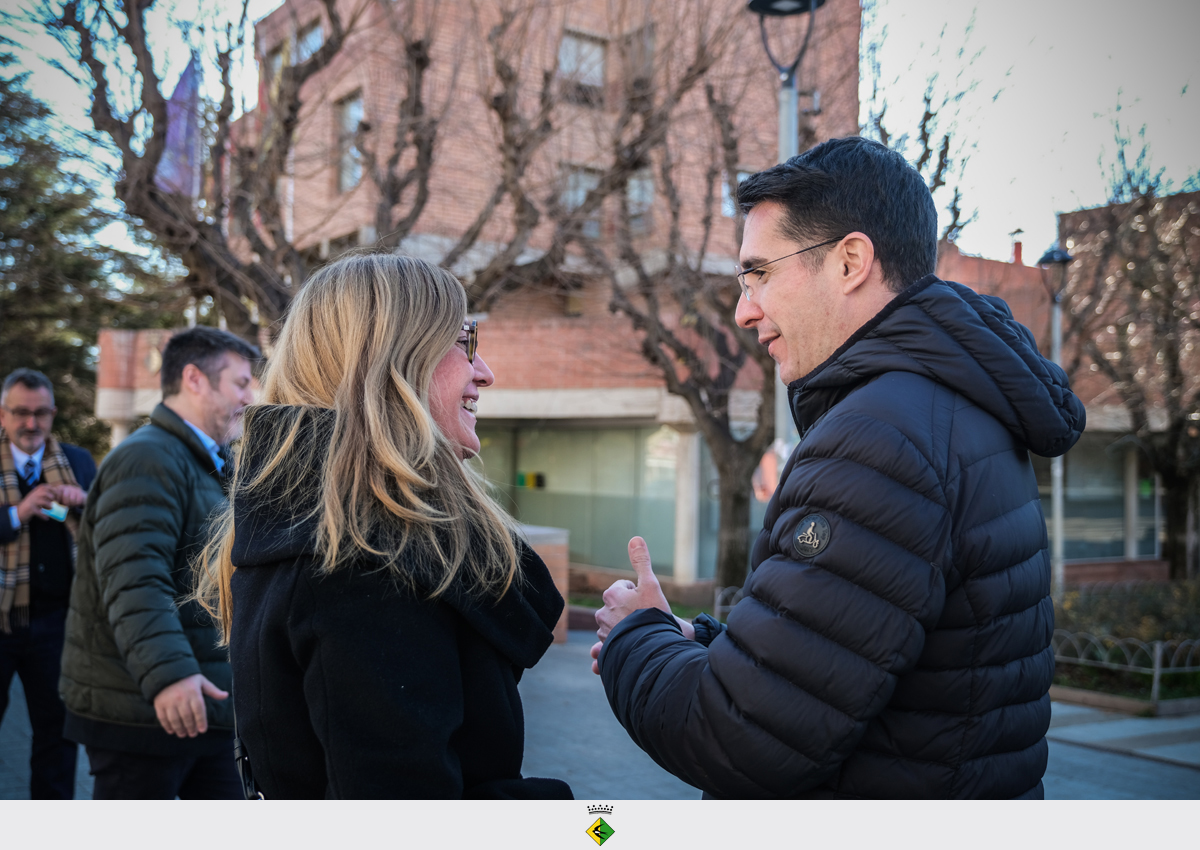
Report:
1052,629,1200,703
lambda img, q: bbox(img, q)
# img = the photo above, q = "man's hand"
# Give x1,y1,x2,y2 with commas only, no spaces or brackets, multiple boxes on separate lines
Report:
596,537,671,640
590,537,697,674
16,484,57,524
52,484,87,508
152,673,229,738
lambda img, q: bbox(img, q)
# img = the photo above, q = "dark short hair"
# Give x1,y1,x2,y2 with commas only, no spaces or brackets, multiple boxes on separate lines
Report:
2,368,55,404
161,326,261,397
737,136,938,292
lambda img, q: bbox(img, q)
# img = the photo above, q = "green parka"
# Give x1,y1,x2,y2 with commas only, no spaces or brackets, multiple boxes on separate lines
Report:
60,403,232,755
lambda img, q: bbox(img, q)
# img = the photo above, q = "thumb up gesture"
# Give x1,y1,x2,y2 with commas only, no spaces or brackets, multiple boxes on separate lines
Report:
594,537,671,642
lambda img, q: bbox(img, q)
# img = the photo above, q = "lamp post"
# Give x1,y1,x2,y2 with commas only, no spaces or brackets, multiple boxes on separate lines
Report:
1037,246,1073,600
747,0,826,463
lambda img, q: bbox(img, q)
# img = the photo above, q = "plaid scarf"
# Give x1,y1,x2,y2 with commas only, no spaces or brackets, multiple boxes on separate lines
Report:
0,431,80,633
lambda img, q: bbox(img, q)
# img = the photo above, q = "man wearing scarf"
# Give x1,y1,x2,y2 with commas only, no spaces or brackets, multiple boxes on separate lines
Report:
0,368,96,798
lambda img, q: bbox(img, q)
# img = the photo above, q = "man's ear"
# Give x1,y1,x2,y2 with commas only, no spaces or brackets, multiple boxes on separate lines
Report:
179,363,207,396
835,232,876,294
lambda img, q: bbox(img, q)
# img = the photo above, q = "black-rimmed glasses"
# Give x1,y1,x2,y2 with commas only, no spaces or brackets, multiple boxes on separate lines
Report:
737,236,844,298
461,320,478,363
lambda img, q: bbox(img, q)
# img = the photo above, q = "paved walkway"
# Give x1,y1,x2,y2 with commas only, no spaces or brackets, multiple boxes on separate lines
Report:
3,630,1198,799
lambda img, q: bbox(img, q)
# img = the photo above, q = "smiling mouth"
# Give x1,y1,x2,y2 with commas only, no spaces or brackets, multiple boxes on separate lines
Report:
462,399,478,414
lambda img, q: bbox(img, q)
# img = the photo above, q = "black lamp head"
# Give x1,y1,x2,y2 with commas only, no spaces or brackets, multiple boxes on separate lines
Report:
1036,247,1073,267
747,0,826,16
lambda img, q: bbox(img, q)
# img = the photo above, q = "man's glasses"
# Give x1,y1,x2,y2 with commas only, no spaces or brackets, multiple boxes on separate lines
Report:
460,320,478,363
737,236,844,298
2,406,56,422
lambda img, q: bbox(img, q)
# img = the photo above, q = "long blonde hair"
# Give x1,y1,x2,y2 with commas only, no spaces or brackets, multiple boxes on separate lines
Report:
195,253,520,641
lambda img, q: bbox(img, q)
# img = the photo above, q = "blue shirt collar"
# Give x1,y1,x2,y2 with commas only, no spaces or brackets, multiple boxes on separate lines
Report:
182,419,224,474
9,443,45,479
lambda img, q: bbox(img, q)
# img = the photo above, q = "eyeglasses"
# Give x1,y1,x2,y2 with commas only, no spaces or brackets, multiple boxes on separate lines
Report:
1,406,56,422
459,320,478,363
737,236,844,299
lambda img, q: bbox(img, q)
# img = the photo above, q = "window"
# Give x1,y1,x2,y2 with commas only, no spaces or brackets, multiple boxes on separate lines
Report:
626,168,654,235
620,25,655,94
563,166,601,239
296,22,323,63
721,170,753,218
266,47,284,82
336,93,364,193
558,32,606,107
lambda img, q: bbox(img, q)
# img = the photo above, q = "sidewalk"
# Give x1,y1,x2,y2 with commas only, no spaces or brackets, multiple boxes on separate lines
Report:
3,631,1199,799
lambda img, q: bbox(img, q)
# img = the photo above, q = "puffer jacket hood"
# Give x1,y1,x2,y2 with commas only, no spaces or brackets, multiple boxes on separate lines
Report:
790,275,1085,458
230,404,561,671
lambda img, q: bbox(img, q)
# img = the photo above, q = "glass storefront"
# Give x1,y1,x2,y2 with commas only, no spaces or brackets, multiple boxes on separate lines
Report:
1031,433,1159,560
474,424,681,574
478,423,1159,578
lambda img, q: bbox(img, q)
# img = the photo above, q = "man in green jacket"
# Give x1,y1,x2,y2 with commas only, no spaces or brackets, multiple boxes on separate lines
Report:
60,326,258,799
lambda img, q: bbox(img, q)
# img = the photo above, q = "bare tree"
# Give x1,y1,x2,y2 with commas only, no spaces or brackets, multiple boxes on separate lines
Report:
31,0,860,588
1059,126,1200,580
31,0,453,343
460,0,860,587
859,0,980,245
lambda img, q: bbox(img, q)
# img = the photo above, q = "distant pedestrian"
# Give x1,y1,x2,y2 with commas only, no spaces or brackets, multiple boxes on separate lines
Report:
60,327,258,799
0,368,95,799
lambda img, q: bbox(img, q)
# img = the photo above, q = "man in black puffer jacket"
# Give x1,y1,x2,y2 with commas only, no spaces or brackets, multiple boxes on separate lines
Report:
593,137,1085,799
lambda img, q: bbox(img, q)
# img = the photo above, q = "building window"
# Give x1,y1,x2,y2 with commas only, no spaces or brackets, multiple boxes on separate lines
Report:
558,31,606,107
721,169,753,218
626,168,653,235
620,25,655,95
266,47,284,82
336,93,364,193
296,22,323,63
563,166,601,239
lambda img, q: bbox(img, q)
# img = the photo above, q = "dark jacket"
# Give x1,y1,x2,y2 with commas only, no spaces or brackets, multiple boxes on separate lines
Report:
228,406,571,799
0,442,96,615
600,276,1086,799
60,403,233,756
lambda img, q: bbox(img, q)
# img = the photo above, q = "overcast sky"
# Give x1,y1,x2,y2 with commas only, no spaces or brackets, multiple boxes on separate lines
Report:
865,0,1199,261
11,0,1199,264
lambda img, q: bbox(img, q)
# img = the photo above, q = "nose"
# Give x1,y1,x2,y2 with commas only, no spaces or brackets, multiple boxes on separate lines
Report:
473,353,495,388
735,291,762,329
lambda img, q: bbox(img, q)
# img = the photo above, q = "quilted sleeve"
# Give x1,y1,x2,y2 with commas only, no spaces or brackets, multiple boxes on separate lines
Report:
600,404,951,798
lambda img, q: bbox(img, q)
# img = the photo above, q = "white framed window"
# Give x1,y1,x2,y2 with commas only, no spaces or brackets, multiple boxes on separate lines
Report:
558,31,606,107
626,168,654,234
296,22,323,63
563,166,602,239
336,93,364,193
621,25,655,89
266,47,284,82
721,169,753,218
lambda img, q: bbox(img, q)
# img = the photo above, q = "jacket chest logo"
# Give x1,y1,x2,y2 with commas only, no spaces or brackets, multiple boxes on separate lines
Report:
794,514,831,558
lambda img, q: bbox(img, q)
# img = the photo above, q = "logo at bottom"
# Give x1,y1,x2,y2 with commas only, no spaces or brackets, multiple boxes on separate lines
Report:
586,817,615,846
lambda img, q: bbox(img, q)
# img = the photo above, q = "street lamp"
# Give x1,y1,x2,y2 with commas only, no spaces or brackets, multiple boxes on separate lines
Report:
1037,245,1073,600
747,0,826,462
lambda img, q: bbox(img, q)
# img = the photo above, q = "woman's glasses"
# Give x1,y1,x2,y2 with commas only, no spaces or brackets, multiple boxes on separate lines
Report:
461,320,478,363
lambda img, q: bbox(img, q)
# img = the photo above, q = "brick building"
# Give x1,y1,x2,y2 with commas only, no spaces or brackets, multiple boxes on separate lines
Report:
94,0,1165,586
242,0,862,587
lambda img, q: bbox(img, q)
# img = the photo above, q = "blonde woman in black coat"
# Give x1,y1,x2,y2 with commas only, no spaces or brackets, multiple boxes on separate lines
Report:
196,254,570,799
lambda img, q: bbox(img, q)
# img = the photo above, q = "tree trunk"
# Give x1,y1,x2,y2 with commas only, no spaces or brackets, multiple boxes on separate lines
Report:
1160,470,1192,580
711,448,758,590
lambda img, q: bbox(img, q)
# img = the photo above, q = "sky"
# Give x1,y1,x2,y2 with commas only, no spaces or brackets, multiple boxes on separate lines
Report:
863,0,1200,261
6,0,1199,264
